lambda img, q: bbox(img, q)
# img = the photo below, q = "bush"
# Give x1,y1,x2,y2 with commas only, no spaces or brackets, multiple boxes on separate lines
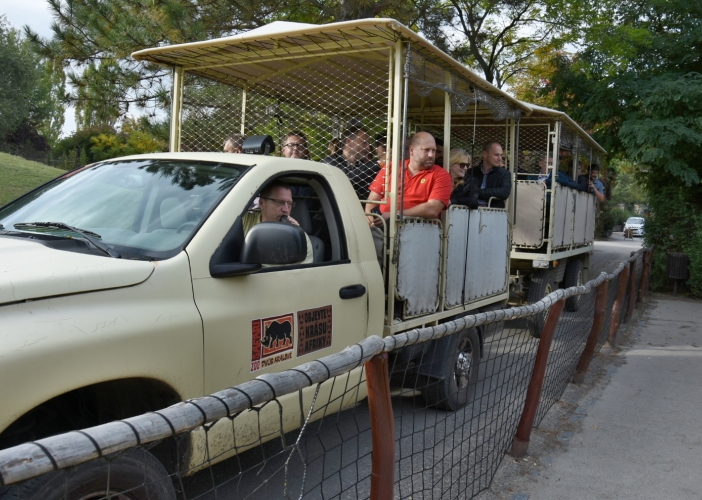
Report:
644,182,702,296
684,218,702,296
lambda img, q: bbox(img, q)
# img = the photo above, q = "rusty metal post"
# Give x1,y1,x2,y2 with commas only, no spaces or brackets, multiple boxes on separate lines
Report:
573,280,609,384
510,298,566,458
624,254,637,323
608,264,630,346
365,352,395,500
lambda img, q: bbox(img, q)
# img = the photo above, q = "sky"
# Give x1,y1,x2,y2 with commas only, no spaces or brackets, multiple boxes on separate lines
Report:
3,1,76,137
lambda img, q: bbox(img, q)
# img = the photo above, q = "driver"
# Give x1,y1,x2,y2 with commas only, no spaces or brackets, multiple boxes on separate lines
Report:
242,181,313,264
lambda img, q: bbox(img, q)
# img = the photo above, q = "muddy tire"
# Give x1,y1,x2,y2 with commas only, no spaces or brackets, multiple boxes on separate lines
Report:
563,258,584,312
423,328,480,411
527,268,555,338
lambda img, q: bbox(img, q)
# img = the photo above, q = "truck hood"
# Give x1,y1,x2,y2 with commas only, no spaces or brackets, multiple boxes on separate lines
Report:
0,237,155,306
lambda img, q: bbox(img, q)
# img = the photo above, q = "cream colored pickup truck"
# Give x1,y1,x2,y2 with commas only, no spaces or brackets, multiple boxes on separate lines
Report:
0,148,511,498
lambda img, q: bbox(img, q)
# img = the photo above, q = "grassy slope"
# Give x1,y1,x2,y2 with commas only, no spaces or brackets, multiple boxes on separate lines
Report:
0,152,64,206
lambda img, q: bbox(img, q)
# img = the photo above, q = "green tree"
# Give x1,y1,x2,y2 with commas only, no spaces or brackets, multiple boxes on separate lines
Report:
29,0,437,127
0,17,39,138
442,0,590,88
0,16,65,155
540,0,702,293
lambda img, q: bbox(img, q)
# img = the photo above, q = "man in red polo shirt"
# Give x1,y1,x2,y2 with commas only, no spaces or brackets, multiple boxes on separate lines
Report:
365,131,452,226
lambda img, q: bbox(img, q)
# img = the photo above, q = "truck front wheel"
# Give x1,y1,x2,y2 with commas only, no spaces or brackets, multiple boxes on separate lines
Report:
422,328,480,411
0,448,175,500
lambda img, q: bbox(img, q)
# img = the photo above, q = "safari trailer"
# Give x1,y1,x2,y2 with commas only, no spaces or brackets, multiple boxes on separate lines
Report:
132,18,530,336
509,102,607,335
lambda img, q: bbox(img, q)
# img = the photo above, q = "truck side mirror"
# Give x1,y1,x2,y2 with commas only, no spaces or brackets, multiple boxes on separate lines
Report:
242,135,275,155
241,222,307,265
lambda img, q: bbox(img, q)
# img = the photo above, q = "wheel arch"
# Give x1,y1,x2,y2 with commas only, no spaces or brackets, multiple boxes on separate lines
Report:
0,378,182,452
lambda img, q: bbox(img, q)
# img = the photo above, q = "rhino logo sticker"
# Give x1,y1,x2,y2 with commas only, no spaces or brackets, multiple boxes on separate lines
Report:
251,313,294,372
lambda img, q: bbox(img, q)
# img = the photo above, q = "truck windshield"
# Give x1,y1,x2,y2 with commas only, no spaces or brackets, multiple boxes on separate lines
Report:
0,159,246,260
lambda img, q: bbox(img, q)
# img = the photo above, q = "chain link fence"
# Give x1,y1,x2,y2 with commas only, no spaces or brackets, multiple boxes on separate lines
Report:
0,247,654,500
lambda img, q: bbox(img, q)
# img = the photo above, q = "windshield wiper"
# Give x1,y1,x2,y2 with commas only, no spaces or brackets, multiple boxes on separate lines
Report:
13,222,121,258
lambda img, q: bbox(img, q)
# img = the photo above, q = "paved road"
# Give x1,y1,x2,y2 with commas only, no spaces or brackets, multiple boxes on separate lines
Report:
478,293,702,500
588,234,644,277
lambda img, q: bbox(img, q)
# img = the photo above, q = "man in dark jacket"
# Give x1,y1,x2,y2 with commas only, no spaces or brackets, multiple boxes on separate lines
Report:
470,141,511,208
321,126,379,200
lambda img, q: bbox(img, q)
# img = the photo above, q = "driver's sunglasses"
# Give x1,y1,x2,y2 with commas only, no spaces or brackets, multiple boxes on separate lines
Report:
261,197,296,208
458,163,470,169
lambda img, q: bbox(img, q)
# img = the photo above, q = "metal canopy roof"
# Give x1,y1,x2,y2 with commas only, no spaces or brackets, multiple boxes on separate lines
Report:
132,18,531,116
518,101,606,155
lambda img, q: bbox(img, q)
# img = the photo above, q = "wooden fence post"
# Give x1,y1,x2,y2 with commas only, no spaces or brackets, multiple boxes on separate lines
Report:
608,264,630,346
510,298,566,458
573,279,609,384
624,254,637,323
365,352,395,500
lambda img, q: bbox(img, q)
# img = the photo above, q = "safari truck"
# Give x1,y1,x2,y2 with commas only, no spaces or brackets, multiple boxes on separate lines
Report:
0,18,529,498
509,102,607,335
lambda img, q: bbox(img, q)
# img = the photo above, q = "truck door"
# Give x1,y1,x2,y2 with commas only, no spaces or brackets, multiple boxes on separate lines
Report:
192,173,370,394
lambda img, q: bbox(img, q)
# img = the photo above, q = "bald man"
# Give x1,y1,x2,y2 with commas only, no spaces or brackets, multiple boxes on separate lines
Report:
365,131,453,225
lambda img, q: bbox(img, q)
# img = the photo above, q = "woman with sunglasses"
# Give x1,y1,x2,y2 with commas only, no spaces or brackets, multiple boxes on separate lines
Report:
449,149,472,188
449,148,480,209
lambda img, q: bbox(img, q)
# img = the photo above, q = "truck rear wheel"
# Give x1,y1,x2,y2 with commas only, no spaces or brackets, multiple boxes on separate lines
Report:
0,448,175,500
563,258,584,312
527,268,554,338
422,328,480,411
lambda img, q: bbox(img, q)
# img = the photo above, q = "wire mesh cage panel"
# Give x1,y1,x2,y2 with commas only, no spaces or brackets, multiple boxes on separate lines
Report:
389,314,540,499
180,47,393,203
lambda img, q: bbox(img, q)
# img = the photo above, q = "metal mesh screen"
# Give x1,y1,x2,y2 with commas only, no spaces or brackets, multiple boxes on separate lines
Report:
389,317,539,498
180,51,392,202
534,288,596,426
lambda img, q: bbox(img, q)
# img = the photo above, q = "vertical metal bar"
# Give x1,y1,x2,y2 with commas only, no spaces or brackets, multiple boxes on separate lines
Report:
169,66,184,152
443,90,451,171
365,353,395,500
398,42,411,220
438,90,452,312
240,84,248,135
386,39,405,325
510,298,566,458
573,280,609,383
608,264,630,346
624,253,637,323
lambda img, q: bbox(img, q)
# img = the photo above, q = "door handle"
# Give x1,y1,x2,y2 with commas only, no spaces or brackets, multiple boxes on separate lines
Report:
339,284,366,299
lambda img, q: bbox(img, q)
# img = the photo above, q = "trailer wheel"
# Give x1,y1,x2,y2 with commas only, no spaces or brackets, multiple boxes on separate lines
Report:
0,448,175,500
527,268,554,338
422,328,480,411
563,258,584,312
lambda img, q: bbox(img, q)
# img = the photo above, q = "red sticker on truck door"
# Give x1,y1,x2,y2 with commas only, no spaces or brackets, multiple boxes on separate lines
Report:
251,313,294,372
297,305,332,356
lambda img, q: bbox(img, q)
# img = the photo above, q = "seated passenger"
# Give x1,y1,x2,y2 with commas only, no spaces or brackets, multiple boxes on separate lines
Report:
281,131,310,160
542,161,586,191
577,164,606,202
364,131,453,226
470,141,511,208
527,155,552,182
449,149,479,209
242,181,313,265
449,148,471,188
321,126,380,200
223,133,246,153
